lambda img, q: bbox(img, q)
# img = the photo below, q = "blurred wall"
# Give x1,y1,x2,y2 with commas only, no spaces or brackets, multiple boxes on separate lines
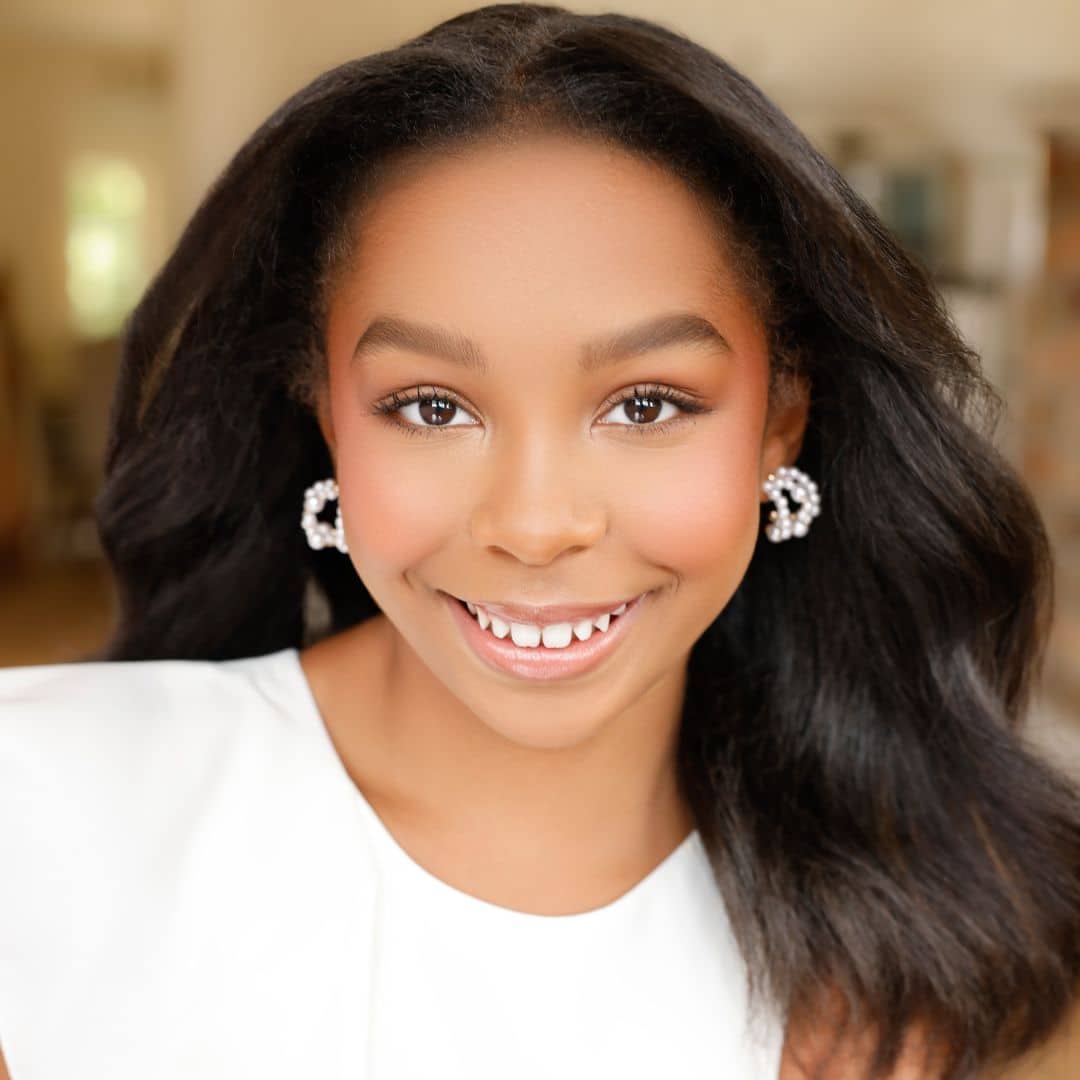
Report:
0,34,173,397
1022,134,1080,713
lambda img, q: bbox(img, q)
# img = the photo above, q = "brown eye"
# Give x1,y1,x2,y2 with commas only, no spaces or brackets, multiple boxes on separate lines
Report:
597,383,711,435
417,397,458,426
622,394,663,424
601,387,684,429
372,386,478,434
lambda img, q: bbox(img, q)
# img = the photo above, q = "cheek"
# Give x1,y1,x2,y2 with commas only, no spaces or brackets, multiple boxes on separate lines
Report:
332,422,467,574
609,421,763,580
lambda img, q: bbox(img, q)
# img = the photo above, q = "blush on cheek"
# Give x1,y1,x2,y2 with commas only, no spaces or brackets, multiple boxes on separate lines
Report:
612,449,760,648
612,444,761,578
335,447,471,577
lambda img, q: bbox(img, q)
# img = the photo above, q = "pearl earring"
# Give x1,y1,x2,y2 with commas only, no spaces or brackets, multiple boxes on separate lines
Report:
301,476,348,553
762,465,820,542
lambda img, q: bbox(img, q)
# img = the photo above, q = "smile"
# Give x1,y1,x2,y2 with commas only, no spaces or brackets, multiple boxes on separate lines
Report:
441,589,652,681
459,596,632,647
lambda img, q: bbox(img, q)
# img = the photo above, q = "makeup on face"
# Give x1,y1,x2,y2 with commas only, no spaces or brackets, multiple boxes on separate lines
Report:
440,588,655,682
319,132,782,748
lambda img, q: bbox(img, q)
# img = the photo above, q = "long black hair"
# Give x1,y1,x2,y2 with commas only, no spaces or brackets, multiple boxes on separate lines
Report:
91,5,1080,1076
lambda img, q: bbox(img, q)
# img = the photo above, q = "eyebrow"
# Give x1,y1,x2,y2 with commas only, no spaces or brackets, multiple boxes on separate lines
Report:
351,311,732,375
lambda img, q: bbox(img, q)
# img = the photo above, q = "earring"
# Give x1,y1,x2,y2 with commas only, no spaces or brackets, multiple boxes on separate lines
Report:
301,477,348,553
762,465,820,542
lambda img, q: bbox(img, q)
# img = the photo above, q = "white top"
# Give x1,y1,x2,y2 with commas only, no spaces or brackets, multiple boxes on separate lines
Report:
0,646,785,1079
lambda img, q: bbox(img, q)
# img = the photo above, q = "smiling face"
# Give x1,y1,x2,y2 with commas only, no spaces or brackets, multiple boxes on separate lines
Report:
314,130,808,751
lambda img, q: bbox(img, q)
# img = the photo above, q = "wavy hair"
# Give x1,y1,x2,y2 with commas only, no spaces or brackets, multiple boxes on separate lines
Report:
91,5,1080,1076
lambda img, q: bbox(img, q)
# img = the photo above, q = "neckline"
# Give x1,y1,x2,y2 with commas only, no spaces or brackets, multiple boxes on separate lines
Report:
277,645,702,925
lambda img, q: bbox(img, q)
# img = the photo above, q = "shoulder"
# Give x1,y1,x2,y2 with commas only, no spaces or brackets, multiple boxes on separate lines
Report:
0,647,305,743
0,648,309,836
0,648,372,1056
0,647,322,915
0,648,297,716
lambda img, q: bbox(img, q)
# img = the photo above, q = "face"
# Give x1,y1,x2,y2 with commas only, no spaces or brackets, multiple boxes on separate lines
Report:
316,132,807,751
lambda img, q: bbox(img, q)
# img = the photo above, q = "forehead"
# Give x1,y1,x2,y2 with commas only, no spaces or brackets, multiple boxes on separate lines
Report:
327,133,760,363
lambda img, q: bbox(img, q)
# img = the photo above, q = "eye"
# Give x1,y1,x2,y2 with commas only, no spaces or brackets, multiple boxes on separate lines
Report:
371,385,478,436
597,384,710,434
371,382,710,438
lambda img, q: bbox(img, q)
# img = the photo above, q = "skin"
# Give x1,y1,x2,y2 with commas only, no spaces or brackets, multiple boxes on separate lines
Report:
300,130,809,920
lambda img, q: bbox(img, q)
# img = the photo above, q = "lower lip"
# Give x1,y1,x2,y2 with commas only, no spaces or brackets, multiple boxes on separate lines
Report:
441,589,652,682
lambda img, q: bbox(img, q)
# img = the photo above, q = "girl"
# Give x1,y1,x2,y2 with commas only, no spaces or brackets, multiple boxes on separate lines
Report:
2,5,1078,1077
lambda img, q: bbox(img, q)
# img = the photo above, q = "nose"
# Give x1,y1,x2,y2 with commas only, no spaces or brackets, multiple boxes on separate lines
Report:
468,435,606,565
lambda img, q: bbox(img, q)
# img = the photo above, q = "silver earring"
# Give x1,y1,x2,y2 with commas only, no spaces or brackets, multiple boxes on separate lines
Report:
301,477,348,553
762,465,820,542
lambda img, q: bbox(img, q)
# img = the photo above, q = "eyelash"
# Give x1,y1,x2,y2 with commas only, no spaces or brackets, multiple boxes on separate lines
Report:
370,383,711,439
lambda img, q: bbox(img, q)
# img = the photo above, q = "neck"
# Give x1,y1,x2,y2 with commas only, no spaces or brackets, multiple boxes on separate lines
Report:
303,612,697,913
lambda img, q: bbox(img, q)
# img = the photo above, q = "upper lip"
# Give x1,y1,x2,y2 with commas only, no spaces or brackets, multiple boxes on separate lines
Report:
446,591,647,625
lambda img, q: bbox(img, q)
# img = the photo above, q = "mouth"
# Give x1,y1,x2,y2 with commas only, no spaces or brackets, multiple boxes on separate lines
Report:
439,588,653,682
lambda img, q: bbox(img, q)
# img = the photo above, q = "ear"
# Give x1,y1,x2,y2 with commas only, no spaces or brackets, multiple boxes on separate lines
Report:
759,373,811,502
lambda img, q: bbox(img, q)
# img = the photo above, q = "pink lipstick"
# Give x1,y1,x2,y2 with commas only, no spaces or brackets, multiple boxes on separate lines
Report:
441,589,651,682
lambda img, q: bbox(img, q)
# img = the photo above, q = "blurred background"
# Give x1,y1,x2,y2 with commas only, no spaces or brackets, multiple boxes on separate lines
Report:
0,1,1077,760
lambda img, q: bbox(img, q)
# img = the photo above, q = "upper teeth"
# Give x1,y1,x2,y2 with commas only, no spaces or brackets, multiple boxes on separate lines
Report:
463,598,631,649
